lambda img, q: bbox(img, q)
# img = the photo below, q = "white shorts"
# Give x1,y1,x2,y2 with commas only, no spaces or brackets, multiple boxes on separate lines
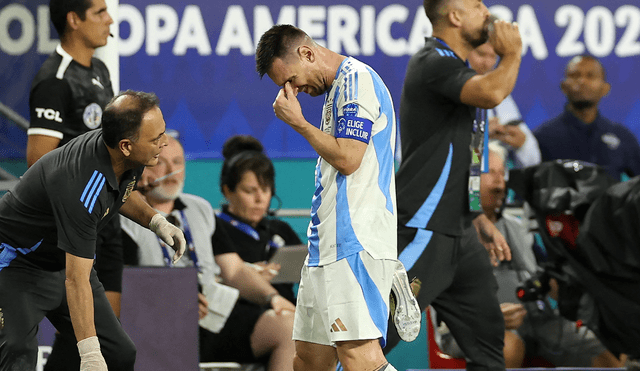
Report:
292,250,395,347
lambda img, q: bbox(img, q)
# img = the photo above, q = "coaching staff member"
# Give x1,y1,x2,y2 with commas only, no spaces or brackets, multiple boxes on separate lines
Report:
390,0,521,369
0,90,185,371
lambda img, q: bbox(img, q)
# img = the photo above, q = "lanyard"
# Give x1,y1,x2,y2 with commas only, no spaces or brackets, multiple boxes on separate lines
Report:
157,210,201,271
216,211,281,251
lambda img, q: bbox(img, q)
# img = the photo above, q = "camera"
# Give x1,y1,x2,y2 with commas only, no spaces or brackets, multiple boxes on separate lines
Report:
516,270,550,303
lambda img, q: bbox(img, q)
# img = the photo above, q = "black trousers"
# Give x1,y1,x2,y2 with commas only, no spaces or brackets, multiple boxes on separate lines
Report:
384,226,505,371
0,262,135,371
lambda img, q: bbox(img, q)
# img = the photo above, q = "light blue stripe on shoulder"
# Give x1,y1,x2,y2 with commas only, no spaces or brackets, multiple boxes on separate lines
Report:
83,173,104,209
398,229,433,271
366,66,395,214
87,176,106,214
80,170,99,203
346,253,389,347
406,143,453,228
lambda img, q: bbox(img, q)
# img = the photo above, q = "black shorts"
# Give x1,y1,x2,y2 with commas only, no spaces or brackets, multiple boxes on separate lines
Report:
199,299,267,363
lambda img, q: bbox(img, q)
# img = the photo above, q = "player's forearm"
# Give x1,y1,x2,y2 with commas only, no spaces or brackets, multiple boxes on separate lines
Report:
226,264,279,305
119,191,156,228
485,53,521,106
66,274,97,341
295,122,363,175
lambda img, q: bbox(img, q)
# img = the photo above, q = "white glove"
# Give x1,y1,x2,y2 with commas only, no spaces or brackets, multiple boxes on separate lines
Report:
149,213,186,263
77,336,108,371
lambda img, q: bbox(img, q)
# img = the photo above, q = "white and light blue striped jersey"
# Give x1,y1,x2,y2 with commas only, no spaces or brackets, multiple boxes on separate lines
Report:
307,57,397,267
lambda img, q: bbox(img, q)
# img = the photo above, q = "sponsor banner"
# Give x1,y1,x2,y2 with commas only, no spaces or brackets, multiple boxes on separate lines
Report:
1,0,639,159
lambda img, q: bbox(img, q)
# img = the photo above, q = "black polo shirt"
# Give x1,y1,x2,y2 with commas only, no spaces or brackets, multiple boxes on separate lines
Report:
396,37,477,236
0,130,143,271
212,206,302,262
534,108,640,180
29,45,113,146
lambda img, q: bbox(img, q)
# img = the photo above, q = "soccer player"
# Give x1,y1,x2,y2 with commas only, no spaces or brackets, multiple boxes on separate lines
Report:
256,24,419,371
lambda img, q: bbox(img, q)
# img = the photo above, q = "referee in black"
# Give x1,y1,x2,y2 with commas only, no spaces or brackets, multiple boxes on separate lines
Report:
388,0,522,369
0,90,186,371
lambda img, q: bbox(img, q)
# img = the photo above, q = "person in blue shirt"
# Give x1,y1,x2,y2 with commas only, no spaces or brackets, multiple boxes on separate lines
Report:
534,55,640,181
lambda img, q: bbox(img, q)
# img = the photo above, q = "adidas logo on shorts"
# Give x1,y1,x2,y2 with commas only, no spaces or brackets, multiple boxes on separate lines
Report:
330,318,348,332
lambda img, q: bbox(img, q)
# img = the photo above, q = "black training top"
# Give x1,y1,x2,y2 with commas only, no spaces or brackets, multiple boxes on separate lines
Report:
0,130,143,271
396,37,478,236
29,45,113,146
212,205,302,262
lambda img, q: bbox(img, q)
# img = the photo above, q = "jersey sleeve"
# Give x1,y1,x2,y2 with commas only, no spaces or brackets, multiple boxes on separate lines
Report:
29,78,72,138
425,53,476,104
48,169,100,259
333,69,379,144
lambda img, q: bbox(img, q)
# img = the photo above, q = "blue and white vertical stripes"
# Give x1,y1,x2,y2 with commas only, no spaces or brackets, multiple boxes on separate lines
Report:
80,170,106,214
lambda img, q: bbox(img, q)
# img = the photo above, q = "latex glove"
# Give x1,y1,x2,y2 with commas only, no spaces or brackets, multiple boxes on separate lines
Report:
149,214,186,263
78,336,107,371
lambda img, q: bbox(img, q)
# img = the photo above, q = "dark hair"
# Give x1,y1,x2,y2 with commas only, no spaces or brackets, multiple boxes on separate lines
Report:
220,135,275,195
102,90,160,148
49,0,92,39
566,54,607,81
256,24,307,78
423,0,449,27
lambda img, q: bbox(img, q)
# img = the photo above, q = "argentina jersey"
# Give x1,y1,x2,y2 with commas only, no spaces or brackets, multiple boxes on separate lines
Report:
307,57,397,267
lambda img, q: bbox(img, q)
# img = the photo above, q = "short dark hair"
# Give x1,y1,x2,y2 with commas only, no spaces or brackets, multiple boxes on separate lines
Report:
256,24,307,78
220,135,275,195
566,54,607,81
423,0,449,27
102,90,160,149
49,0,92,39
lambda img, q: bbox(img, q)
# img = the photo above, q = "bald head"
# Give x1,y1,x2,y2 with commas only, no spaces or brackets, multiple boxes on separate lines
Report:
565,55,606,81
102,90,160,148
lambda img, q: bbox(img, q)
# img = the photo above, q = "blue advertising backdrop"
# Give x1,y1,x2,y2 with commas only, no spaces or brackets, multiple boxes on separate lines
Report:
1,0,639,160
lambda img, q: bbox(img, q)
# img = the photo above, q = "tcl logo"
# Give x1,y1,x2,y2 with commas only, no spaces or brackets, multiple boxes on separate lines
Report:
35,108,62,122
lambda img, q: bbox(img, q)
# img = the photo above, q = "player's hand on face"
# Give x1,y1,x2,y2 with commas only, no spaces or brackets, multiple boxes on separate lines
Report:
489,19,522,58
273,81,305,129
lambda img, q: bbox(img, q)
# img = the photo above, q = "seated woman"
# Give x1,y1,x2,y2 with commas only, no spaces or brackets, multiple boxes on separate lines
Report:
215,135,302,303
121,135,295,371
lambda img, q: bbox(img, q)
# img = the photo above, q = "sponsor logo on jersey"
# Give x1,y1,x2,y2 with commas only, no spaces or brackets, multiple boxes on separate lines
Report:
35,108,62,123
601,133,621,150
343,103,358,117
83,103,102,129
122,179,136,203
323,102,333,133
92,76,104,89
